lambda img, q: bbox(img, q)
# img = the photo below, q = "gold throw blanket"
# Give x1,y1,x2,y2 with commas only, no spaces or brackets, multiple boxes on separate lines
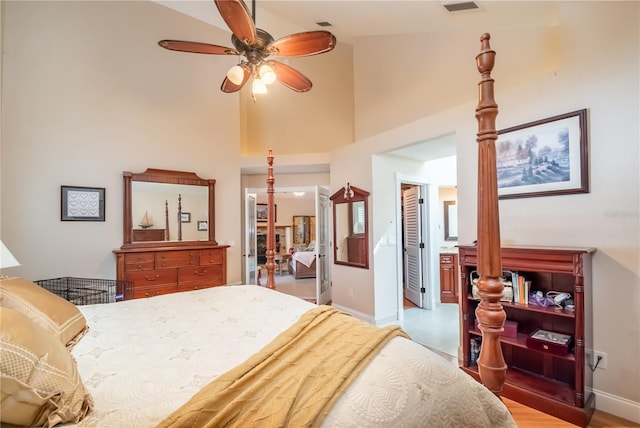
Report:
158,305,408,428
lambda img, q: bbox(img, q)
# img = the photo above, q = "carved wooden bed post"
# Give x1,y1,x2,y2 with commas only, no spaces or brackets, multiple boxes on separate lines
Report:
265,149,276,289
475,33,507,395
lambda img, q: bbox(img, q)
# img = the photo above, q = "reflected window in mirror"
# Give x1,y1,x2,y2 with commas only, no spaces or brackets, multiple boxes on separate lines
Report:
330,184,370,269
444,200,458,241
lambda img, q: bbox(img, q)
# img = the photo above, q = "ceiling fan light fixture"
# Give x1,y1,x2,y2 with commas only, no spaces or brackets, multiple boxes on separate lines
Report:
259,64,276,85
252,77,268,95
159,0,336,96
226,64,245,85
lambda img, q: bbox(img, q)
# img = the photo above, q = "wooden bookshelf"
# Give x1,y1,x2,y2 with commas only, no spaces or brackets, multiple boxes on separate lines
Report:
458,245,596,427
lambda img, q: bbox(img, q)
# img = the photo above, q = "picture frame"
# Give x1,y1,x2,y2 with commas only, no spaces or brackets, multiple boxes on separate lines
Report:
256,203,276,222
197,220,208,231
61,185,105,221
496,109,589,199
180,212,191,223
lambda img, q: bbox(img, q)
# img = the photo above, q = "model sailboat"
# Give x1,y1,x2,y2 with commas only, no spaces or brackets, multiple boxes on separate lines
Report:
139,211,153,228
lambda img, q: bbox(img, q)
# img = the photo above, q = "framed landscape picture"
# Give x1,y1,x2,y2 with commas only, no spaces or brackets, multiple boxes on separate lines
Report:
496,109,589,199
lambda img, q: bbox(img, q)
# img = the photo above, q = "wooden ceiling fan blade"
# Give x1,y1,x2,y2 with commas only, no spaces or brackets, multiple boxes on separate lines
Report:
268,31,336,57
158,40,238,55
214,0,256,45
266,60,312,92
221,66,251,93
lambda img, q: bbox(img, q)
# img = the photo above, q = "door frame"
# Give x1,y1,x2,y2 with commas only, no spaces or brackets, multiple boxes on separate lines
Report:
244,186,330,302
395,174,439,320
243,191,258,285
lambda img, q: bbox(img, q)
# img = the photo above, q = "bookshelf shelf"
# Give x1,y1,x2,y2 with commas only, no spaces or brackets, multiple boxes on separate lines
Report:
459,245,595,427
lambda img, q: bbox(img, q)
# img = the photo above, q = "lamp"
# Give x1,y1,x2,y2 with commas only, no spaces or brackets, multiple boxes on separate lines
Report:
343,182,354,200
292,191,305,197
258,64,276,85
0,241,20,279
252,77,268,95
226,64,245,85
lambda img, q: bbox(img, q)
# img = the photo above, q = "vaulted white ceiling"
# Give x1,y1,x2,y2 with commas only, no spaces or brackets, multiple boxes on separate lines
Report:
155,1,561,45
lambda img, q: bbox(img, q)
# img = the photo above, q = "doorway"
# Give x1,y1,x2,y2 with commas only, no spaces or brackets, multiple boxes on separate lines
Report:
396,177,459,358
243,186,331,305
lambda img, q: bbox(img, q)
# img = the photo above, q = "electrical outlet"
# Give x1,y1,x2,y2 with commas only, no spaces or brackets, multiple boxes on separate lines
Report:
593,351,607,370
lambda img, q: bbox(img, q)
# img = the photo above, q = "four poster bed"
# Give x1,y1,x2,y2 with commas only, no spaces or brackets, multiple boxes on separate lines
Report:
0,34,510,428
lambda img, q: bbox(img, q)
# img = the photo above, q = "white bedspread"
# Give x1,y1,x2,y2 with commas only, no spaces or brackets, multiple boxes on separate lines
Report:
67,285,515,428
292,250,316,268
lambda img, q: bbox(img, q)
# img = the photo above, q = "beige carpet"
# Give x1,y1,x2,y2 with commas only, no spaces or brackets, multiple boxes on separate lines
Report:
260,273,316,302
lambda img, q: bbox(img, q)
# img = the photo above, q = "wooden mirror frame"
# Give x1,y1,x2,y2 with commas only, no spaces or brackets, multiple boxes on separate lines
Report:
330,185,370,269
444,200,458,241
121,168,217,248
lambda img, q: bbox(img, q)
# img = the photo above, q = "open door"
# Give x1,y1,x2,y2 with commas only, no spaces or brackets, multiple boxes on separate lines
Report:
315,186,331,305
403,186,424,307
244,192,258,285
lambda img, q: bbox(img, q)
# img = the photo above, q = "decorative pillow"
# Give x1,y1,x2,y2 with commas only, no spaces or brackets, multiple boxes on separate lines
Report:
0,277,88,348
0,307,93,427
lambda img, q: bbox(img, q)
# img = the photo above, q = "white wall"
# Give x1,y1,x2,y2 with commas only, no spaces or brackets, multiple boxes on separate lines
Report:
1,1,243,281
241,42,354,156
330,1,639,418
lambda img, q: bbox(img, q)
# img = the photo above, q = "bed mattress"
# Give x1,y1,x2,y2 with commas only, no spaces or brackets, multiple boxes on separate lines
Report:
67,285,515,427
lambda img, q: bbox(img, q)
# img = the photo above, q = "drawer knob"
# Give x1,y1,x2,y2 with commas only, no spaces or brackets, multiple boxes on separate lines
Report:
195,270,207,276
144,274,160,281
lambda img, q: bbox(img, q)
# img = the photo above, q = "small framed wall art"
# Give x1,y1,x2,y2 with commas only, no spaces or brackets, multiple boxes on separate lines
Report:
61,186,105,221
256,203,276,222
197,220,208,231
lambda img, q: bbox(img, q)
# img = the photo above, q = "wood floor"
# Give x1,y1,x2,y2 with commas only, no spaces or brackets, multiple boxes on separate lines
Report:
505,397,639,427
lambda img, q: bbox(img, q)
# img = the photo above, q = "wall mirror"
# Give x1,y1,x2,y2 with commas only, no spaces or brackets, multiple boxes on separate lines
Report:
121,168,217,248
330,184,369,269
444,200,458,241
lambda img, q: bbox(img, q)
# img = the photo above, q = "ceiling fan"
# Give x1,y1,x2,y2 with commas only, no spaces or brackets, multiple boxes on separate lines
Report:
158,0,336,95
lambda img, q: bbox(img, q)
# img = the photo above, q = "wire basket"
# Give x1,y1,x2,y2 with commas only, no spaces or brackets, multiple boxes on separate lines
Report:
34,277,127,305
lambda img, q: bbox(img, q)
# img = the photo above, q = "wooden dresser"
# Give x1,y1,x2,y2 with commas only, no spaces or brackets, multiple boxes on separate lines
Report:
114,244,228,299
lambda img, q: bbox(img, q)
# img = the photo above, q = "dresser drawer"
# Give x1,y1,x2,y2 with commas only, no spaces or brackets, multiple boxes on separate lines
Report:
177,282,223,293
126,269,177,287
124,252,155,271
130,284,178,299
178,266,223,285
155,250,198,268
199,248,224,265
440,254,456,265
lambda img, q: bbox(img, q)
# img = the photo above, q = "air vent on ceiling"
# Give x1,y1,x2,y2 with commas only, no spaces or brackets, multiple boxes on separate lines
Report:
316,21,333,27
443,2,479,12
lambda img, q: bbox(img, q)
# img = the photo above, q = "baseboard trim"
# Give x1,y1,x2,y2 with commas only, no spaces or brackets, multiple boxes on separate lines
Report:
332,304,375,324
594,388,640,423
